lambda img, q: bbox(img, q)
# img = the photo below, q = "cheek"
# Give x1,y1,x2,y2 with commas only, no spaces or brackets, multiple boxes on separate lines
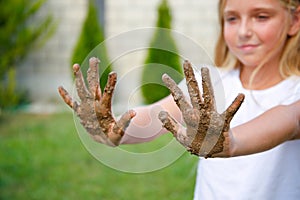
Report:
255,19,288,45
223,26,235,49
256,24,272,38
256,26,284,49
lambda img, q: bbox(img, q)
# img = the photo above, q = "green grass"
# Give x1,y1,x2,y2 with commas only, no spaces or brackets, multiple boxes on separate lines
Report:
0,112,198,200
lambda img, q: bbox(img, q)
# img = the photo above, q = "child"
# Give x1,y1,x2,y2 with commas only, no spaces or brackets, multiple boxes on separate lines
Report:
191,0,300,199
58,0,300,199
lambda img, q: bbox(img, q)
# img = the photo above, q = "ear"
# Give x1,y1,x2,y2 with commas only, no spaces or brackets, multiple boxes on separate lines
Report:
288,6,300,36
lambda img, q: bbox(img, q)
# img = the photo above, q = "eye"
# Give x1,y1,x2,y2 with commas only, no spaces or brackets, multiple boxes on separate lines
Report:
226,17,236,21
224,15,238,23
255,14,270,21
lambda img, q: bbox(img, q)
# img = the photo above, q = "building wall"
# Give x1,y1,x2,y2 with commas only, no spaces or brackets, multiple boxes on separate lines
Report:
16,0,87,111
17,0,219,111
105,0,219,111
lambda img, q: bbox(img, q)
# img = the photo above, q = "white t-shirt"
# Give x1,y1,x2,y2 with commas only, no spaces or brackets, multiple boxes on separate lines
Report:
180,67,300,200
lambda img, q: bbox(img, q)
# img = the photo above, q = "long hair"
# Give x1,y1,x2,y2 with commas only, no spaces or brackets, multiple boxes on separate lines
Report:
214,0,300,77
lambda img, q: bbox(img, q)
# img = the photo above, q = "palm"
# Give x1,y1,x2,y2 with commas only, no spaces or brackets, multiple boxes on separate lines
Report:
159,61,244,158
58,57,135,146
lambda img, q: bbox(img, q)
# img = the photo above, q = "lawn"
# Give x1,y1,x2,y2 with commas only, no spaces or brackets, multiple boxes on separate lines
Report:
0,112,198,200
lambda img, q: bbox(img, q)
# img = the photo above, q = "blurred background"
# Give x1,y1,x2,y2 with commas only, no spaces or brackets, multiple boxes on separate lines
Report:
0,0,218,199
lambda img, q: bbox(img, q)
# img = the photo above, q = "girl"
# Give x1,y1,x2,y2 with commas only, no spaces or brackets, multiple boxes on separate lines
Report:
58,0,300,199
192,0,300,199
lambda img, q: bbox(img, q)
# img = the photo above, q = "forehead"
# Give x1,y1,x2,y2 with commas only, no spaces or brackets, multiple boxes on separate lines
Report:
223,0,284,13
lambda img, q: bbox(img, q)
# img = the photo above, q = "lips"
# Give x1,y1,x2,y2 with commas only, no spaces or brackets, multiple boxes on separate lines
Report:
238,44,259,52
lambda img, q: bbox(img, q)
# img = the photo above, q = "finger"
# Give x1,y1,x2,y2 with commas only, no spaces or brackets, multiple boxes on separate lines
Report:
162,73,192,113
87,57,101,99
159,111,186,137
109,110,136,145
95,72,117,125
201,67,216,110
183,60,202,109
58,86,74,108
223,93,245,130
73,64,90,100
115,110,136,132
95,84,101,101
100,72,117,113
159,111,189,147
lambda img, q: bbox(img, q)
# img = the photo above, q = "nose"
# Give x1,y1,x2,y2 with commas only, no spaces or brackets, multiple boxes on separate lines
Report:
238,18,252,39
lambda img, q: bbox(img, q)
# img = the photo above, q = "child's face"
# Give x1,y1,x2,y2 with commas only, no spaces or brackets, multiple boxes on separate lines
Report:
222,0,290,68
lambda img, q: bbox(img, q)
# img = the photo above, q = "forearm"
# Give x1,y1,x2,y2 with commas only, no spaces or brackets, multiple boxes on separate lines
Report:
231,101,300,157
120,95,182,144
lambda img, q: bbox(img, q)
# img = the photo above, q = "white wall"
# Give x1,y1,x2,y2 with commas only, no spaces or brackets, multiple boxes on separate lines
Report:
16,0,87,111
17,0,219,112
105,0,219,112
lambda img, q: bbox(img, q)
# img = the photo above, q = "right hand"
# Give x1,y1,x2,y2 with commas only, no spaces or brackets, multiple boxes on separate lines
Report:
58,57,136,146
158,61,244,158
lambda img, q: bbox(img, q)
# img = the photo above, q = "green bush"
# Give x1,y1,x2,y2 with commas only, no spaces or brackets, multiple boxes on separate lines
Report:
0,68,29,111
141,0,183,104
0,0,54,111
71,0,111,90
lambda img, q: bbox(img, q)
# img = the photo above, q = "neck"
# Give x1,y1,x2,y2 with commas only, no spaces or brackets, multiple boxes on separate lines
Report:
239,64,283,90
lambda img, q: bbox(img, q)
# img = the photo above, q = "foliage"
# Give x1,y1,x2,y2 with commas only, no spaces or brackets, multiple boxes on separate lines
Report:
141,0,183,104
0,113,198,199
0,68,29,111
71,0,112,90
0,0,55,110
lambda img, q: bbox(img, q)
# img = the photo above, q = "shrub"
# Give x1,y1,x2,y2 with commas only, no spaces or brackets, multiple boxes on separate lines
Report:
0,0,54,111
71,0,111,90
0,68,29,111
141,0,183,104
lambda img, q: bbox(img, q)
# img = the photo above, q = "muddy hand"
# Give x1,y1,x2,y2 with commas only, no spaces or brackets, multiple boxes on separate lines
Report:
159,60,245,158
58,57,136,146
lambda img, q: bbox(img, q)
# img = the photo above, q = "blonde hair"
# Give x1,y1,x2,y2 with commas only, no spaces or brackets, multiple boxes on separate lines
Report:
214,0,300,77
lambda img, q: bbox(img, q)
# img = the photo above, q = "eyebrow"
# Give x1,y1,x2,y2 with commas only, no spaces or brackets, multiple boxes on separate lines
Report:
223,7,278,15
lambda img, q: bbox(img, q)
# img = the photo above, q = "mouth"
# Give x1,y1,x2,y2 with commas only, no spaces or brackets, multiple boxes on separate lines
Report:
238,44,259,52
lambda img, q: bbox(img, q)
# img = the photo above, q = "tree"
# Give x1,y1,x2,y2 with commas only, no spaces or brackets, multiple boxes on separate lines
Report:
0,0,55,110
71,0,111,90
141,0,183,104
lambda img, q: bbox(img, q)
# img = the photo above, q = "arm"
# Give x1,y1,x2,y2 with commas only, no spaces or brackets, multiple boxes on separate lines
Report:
120,95,182,144
226,100,300,157
159,61,299,158
58,57,182,146
58,57,240,153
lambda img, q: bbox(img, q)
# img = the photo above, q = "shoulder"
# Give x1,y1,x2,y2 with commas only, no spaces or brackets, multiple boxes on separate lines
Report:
288,75,300,101
218,68,240,83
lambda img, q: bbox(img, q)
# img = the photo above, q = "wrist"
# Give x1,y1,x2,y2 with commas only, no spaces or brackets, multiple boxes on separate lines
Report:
228,129,238,157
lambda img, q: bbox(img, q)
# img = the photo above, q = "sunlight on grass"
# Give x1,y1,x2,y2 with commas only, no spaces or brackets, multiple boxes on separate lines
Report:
0,112,198,200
